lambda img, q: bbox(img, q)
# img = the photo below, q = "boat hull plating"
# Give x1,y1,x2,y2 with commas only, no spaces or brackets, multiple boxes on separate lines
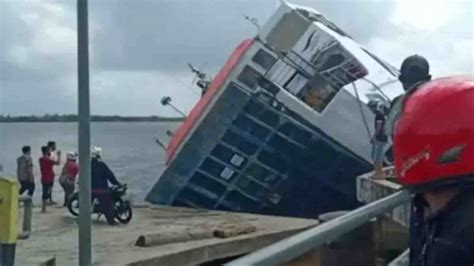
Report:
146,82,372,218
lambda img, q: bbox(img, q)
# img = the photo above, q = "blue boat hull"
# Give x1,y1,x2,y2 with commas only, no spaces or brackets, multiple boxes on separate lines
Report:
146,83,372,218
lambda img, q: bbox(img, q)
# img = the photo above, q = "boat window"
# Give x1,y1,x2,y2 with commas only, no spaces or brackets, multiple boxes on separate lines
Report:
244,99,265,118
319,54,345,72
299,74,338,112
245,163,270,182
252,49,277,70
278,122,312,146
189,172,227,196
233,114,271,141
236,177,266,199
257,149,287,174
266,10,310,53
222,130,258,155
313,47,367,83
257,77,280,95
285,73,308,95
259,109,279,128
200,158,226,179
211,144,246,169
237,66,262,90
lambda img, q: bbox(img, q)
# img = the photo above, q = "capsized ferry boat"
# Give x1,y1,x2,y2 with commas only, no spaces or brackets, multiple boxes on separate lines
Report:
146,2,404,218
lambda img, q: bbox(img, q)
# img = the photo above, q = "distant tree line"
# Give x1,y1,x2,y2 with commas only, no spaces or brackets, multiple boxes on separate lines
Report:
0,114,185,123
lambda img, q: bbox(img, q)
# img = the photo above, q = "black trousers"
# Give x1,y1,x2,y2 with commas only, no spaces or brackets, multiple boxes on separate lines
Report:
93,191,116,225
19,181,35,196
42,182,53,201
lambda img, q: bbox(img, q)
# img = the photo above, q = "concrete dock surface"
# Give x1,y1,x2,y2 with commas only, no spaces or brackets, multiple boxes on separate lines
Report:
15,205,318,265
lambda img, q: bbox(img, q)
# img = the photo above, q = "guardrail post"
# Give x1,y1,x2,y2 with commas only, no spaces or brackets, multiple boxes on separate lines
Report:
18,195,33,239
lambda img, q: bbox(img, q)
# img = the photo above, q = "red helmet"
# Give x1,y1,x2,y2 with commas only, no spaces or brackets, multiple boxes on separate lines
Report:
393,76,474,187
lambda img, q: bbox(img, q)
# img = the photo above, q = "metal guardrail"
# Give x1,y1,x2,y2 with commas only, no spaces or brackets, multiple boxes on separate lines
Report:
388,249,410,266
227,190,412,265
17,195,33,240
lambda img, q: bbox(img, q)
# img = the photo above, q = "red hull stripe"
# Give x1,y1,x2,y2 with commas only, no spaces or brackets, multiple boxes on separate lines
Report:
166,39,254,164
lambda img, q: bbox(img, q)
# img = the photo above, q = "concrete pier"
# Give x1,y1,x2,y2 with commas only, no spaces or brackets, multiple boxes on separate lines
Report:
356,168,410,227
356,168,410,265
15,206,318,265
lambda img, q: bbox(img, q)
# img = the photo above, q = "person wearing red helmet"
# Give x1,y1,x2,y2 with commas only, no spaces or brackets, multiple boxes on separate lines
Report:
391,76,474,266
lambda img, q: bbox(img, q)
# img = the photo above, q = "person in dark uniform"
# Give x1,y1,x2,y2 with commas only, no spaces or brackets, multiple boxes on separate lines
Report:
386,55,433,137
371,101,389,179
90,146,121,225
398,55,432,91
391,76,474,266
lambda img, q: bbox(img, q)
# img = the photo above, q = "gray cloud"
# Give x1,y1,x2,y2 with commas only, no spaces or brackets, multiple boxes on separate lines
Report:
1,0,472,116
89,0,396,71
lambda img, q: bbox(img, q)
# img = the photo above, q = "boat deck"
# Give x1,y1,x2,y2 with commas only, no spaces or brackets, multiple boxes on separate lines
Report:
15,205,318,265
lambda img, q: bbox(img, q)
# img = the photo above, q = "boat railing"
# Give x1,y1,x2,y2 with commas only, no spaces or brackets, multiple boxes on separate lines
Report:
310,40,339,65
319,58,367,88
266,45,365,91
226,189,412,265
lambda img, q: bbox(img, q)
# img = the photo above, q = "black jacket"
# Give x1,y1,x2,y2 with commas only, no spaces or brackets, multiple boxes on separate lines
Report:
409,190,474,266
91,158,120,191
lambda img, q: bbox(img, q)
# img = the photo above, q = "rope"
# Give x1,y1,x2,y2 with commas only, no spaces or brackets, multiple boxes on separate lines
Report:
352,82,372,140
361,77,391,102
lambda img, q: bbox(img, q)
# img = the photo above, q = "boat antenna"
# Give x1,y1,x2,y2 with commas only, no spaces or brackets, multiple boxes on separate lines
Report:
242,13,260,31
154,137,167,150
153,130,175,151
160,96,187,118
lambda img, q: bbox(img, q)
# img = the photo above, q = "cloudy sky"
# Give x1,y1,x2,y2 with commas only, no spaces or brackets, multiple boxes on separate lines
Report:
0,0,472,117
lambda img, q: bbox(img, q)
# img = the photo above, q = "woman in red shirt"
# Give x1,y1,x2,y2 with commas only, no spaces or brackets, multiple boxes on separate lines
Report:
59,152,79,206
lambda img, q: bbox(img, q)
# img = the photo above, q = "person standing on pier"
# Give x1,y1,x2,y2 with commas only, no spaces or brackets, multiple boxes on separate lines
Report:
39,146,61,212
47,141,59,160
371,101,388,179
386,55,432,137
392,76,474,266
59,152,79,207
17,146,35,197
47,141,61,202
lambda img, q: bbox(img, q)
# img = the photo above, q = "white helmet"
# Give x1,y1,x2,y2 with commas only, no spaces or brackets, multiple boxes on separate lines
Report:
67,151,78,160
91,146,103,159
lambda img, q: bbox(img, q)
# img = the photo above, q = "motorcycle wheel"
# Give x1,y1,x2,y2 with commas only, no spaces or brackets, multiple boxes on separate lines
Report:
114,198,132,224
67,193,80,217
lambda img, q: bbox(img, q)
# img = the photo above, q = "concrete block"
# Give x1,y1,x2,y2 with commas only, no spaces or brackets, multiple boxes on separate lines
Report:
135,228,214,247
214,223,257,238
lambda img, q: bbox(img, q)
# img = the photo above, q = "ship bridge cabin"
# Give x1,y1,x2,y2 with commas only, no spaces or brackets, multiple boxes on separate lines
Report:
233,2,403,163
